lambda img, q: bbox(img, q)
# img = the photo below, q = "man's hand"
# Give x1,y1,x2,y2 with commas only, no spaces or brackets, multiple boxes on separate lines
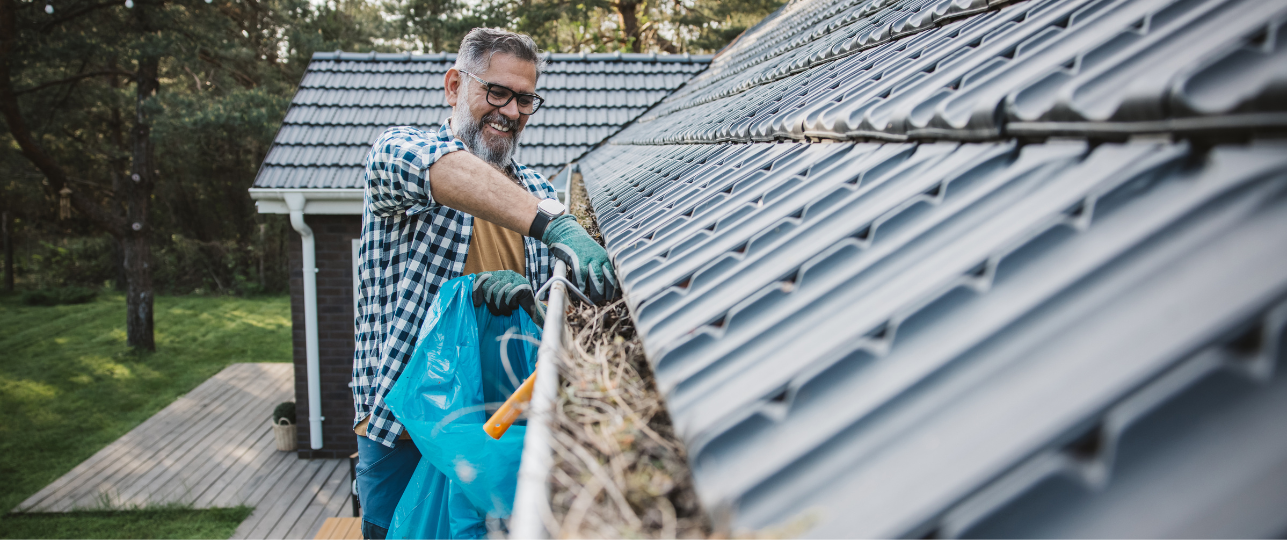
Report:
541,214,619,304
473,270,545,326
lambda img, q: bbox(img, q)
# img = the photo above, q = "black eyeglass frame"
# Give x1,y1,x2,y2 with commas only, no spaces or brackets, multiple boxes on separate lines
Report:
459,70,545,115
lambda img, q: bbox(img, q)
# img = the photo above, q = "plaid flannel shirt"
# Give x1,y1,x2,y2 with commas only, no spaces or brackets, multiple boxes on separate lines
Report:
353,123,556,447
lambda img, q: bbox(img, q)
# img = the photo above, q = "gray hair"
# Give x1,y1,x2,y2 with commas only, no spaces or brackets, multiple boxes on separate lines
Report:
454,28,545,80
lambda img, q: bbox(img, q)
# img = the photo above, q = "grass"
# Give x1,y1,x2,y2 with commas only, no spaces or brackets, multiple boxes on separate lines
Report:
0,505,254,539
0,291,291,535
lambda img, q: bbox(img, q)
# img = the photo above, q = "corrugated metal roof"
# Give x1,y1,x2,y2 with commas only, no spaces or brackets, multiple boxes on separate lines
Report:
251,52,712,189
574,0,1287,536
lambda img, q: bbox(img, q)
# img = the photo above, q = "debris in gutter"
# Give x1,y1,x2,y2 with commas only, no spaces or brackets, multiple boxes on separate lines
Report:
543,167,709,538
538,168,822,539
546,299,708,538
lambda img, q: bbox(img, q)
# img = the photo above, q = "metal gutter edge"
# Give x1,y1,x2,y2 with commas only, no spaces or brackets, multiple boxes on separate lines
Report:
511,260,570,538
249,188,365,199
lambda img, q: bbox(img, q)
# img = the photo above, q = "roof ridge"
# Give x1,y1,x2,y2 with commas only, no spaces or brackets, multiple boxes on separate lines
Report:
310,50,714,63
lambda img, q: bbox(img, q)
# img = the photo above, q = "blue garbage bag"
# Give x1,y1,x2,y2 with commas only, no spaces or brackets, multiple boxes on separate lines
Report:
384,275,542,539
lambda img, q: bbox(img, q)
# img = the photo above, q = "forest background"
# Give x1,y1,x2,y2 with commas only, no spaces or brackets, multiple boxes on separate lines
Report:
0,0,781,342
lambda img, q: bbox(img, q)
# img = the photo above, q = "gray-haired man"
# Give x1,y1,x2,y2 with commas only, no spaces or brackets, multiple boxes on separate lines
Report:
351,28,618,539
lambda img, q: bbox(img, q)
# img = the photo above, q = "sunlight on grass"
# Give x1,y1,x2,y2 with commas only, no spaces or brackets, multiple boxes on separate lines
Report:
0,293,292,515
0,377,59,400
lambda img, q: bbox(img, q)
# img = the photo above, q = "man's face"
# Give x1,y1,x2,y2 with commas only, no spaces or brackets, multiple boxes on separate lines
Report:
445,53,539,170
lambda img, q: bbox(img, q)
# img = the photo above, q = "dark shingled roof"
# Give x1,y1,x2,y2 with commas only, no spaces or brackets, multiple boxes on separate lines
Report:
251,51,712,190
575,0,1287,537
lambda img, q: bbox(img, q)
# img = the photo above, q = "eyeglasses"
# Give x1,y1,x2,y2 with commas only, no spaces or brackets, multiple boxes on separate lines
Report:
459,70,545,115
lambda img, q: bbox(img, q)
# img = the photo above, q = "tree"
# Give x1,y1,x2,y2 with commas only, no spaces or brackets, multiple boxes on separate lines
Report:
496,0,784,54
0,0,784,353
388,0,487,52
0,0,163,349
0,0,390,348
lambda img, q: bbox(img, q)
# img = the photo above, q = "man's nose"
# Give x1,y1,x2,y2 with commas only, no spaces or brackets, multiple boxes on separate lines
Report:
499,98,521,120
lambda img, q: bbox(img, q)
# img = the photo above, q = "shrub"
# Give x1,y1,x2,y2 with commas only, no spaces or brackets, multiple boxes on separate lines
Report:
272,401,296,425
21,286,98,306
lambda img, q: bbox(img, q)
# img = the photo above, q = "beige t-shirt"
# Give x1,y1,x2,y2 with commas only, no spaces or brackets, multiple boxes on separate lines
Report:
462,216,527,277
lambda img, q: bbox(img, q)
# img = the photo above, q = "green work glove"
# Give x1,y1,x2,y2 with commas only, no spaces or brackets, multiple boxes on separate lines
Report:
541,214,619,304
472,270,545,326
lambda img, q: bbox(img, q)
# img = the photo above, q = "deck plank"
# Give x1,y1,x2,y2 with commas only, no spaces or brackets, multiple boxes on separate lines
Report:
127,368,289,506
236,458,328,539
188,428,275,506
51,364,278,511
42,385,251,511
324,469,356,519
15,364,258,511
230,443,305,508
151,368,287,501
287,461,351,539
108,367,284,508
267,459,345,539
315,517,363,540
201,432,293,508
15,363,355,540
314,517,341,539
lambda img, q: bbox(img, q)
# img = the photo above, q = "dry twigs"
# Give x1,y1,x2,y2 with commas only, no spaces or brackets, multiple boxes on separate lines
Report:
544,300,709,538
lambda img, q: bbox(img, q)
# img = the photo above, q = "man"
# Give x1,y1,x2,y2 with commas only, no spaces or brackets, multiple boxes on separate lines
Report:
351,28,618,539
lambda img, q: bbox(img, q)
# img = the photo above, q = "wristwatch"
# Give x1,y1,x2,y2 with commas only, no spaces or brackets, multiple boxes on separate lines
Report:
528,198,567,239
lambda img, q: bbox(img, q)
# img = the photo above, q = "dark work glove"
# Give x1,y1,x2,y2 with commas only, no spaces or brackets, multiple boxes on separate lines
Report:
540,214,619,304
472,270,545,326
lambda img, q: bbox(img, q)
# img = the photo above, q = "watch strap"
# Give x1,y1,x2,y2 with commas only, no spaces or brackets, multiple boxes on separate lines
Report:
528,209,552,239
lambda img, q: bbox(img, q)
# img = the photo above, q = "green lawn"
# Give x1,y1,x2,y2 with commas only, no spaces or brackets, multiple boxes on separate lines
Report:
0,506,254,539
0,292,292,536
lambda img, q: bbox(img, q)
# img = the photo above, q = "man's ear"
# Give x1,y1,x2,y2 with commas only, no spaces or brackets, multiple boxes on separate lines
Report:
444,68,461,107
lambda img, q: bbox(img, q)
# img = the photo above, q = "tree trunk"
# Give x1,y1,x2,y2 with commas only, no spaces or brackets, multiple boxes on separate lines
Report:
3,210,13,292
122,230,154,349
615,0,643,52
123,48,159,351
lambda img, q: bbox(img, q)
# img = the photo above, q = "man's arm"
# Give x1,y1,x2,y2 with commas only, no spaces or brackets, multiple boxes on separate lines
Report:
426,139,620,303
427,150,540,236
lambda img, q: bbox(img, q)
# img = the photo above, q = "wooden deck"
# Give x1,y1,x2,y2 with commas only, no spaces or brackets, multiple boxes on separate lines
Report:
14,363,355,539
314,517,364,539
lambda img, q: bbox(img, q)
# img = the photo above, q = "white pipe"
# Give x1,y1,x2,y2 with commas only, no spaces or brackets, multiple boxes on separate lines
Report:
511,260,568,538
285,193,325,450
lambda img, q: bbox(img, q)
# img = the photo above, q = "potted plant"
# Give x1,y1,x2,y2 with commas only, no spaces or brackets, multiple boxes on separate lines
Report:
272,401,297,452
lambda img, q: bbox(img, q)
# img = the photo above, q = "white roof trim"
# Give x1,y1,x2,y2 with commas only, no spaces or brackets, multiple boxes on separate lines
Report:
250,188,364,215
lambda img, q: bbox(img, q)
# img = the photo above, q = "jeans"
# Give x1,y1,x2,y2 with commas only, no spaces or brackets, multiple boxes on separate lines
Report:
355,435,421,536
361,520,388,540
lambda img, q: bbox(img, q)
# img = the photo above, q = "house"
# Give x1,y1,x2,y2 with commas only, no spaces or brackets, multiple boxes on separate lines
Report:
571,0,1287,536
248,51,711,458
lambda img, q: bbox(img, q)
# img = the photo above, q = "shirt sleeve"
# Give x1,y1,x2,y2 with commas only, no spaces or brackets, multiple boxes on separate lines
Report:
364,126,467,218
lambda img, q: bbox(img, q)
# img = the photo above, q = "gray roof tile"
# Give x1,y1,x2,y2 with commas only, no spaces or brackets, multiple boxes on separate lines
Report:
620,0,1287,145
571,0,1287,536
255,53,707,189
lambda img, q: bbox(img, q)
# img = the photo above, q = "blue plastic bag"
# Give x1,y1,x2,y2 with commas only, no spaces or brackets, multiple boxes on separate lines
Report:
384,275,542,539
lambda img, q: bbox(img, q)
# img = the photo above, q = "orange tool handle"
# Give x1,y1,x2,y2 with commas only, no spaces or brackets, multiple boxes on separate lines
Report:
484,370,537,439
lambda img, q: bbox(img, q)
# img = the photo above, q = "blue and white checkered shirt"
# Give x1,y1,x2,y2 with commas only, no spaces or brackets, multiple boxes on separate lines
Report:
353,122,556,447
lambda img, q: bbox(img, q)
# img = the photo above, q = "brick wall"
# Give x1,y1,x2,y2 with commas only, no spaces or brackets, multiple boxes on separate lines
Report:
288,214,361,459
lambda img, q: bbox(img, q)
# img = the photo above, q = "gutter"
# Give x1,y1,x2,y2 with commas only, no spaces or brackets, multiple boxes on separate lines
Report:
249,188,364,215
284,193,325,450
510,260,571,538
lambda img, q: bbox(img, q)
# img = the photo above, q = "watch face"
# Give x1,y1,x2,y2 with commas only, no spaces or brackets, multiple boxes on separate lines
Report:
539,198,567,215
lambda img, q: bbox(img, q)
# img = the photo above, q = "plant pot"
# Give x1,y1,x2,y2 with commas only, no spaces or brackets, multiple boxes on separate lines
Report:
273,418,298,452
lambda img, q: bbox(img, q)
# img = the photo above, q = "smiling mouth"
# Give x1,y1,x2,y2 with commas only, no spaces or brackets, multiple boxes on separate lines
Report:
487,121,512,133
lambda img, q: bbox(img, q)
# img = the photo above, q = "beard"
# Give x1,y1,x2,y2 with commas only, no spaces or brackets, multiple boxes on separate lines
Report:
451,97,522,173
